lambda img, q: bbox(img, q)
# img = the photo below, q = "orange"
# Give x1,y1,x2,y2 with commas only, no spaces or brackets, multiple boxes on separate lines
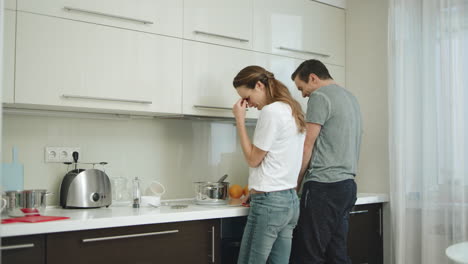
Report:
229,184,243,199
243,185,249,196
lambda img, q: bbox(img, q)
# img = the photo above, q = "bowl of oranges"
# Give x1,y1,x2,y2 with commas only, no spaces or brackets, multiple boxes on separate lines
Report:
228,184,249,199
228,184,249,206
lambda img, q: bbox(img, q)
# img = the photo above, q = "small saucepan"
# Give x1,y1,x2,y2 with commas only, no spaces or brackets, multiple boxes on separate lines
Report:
3,189,53,217
193,182,229,205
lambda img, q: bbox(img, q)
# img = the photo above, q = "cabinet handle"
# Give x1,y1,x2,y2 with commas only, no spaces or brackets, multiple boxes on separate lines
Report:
193,105,249,112
62,94,152,105
194,105,232,111
82,230,179,243
0,243,35,250
64,6,154,25
208,226,215,263
349,209,369,215
379,208,382,236
193,30,249,42
278,46,330,58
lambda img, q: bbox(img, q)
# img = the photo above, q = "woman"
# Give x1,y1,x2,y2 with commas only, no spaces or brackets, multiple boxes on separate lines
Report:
232,65,306,264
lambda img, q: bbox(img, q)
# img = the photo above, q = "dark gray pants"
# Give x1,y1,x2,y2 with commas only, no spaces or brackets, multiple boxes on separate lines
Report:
290,179,357,264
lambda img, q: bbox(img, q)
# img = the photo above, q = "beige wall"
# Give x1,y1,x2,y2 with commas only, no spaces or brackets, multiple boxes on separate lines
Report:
346,0,389,194
346,2,391,263
2,113,251,205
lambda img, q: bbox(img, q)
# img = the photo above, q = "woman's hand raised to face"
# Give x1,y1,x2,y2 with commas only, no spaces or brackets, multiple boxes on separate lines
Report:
233,98,248,120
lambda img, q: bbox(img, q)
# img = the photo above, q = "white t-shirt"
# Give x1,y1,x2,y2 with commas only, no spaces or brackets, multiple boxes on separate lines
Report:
249,102,305,192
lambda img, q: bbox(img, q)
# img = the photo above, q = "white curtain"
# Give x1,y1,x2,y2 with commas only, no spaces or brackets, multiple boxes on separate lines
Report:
388,0,468,263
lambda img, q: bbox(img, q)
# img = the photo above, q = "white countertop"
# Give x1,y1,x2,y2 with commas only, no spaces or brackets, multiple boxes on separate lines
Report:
0,193,388,237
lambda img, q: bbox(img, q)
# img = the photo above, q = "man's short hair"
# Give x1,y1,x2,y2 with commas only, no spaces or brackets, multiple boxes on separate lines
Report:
291,59,333,82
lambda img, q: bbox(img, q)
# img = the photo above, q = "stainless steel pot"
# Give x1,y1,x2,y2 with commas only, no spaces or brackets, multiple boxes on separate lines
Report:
3,189,52,217
194,182,229,205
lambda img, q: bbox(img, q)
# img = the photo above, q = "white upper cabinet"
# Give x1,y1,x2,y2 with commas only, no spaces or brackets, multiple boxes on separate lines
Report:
253,0,345,66
17,0,183,37
5,0,16,10
315,0,346,9
15,12,182,114
9,0,345,118
184,0,253,49
183,44,344,119
3,10,16,103
183,41,259,119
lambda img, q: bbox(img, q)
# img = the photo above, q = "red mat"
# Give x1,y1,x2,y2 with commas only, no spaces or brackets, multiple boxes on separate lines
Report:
1,216,70,224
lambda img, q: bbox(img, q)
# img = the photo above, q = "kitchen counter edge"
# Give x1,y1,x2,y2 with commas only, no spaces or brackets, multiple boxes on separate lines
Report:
0,193,388,237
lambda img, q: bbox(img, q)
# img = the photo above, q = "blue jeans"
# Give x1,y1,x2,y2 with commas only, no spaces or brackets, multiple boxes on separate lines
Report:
290,179,357,264
238,189,300,264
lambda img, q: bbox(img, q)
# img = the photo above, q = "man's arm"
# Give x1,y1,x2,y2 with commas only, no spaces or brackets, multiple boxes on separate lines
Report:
297,123,322,189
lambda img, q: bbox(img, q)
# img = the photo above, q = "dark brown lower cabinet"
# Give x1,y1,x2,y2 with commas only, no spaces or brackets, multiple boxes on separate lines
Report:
1,205,383,264
47,219,220,264
220,216,247,264
348,203,384,264
1,234,46,264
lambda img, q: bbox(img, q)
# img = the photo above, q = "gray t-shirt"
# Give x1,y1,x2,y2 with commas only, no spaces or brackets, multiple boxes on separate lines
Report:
304,84,362,183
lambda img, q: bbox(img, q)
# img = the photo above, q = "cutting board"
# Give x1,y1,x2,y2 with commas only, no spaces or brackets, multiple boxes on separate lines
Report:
1,216,70,224
2,147,24,191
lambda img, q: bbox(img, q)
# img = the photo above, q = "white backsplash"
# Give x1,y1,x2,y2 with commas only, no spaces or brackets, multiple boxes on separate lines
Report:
2,113,252,205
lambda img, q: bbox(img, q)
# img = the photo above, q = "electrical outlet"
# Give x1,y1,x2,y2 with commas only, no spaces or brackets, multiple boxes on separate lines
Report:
45,147,81,163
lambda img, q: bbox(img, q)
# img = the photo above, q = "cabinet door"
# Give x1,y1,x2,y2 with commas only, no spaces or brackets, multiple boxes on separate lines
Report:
2,10,15,103
15,13,182,114
1,235,46,264
183,41,259,119
17,0,183,37
253,0,345,66
184,0,253,49
348,203,383,264
5,0,16,10
220,216,247,264
47,220,220,264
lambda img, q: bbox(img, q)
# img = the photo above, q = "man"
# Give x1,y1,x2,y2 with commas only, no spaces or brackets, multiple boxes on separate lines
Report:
289,59,362,264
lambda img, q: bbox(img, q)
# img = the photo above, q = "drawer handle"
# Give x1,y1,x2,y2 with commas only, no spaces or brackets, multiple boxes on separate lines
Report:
62,94,152,105
193,30,250,42
194,105,232,111
193,105,249,111
208,226,215,263
278,46,330,58
379,208,382,236
349,210,369,215
0,243,35,250
82,230,179,243
64,6,154,25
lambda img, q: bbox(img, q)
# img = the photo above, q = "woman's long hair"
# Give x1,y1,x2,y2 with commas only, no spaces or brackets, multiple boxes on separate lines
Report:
233,65,306,133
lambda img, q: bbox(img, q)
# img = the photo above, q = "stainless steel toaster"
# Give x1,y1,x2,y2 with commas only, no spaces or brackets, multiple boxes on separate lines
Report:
60,168,112,209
